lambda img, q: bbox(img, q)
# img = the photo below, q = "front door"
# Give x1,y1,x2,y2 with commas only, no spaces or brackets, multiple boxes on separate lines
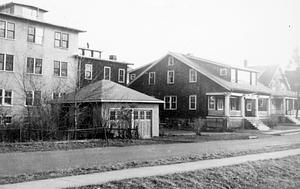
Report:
245,99,255,117
134,110,152,138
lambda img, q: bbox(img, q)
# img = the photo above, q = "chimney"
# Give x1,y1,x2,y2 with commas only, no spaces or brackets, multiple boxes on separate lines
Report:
109,55,117,60
244,60,248,67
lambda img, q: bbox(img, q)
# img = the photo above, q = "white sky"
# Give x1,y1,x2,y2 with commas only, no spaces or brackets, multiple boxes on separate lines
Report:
4,0,300,68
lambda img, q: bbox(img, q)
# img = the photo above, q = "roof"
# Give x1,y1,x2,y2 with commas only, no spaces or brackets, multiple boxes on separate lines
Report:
77,55,134,65
249,65,280,86
0,2,48,12
58,80,164,104
0,12,85,33
129,52,272,95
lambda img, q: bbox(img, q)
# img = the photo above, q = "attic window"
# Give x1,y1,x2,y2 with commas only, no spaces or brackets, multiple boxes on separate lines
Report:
168,57,174,66
220,68,227,76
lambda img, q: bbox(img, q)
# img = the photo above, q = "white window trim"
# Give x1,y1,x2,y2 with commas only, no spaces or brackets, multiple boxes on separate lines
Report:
0,115,12,125
217,98,224,110
0,20,15,39
189,69,197,83
27,57,43,75
28,26,44,44
168,57,174,66
104,66,111,80
167,70,175,84
220,68,227,76
164,96,177,110
118,69,125,83
0,53,14,72
189,95,197,110
54,31,69,48
25,91,42,106
85,64,93,80
149,72,156,85
0,89,13,106
208,96,215,110
246,102,252,111
52,92,65,99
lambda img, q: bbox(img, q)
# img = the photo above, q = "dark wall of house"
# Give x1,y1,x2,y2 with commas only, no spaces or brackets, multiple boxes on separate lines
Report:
129,55,228,120
79,58,128,88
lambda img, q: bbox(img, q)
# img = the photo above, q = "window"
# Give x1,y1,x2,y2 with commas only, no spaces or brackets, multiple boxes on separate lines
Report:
104,66,111,80
189,95,197,110
0,116,12,125
27,57,42,74
118,69,125,83
164,96,177,110
0,54,13,71
230,97,240,111
130,74,136,80
26,91,41,106
0,20,15,39
220,68,227,76
189,69,197,82
0,89,12,106
149,72,155,85
146,111,151,119
54,32,69,48
251,72,256,85
217,98,223,110
85,64,92,80
208,96,215,110
168,57,174,66
52,92,65,100
54,61,67,77
109,111,116,120
258,99,263,107
27,27,43,44
22,7,37,19
237,70,251,84
231,69,236,83
246,102,252,111
167,70,174,84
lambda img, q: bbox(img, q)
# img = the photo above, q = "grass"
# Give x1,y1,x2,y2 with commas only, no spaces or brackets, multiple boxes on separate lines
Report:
0,130,271,153
70,155,300,189
1,143,300,185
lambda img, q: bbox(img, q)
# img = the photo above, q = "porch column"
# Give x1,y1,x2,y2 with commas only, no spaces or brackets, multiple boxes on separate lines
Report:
255,96,259,117
241,96,245,117
224,94,230,117
293,99,295,115
267,98,271,116
283,98,286,115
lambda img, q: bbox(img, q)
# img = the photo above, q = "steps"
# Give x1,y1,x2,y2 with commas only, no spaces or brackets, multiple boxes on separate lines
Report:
285,115,300,125
245,118,270,131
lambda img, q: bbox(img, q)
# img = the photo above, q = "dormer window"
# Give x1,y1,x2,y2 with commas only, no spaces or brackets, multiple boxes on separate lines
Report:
220,68,227,76
168,57,174,66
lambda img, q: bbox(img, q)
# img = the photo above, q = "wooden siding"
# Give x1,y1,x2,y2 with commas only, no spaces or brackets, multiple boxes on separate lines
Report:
129,55,229,120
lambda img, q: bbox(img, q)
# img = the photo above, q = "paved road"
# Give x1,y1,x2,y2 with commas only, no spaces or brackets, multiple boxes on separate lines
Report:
1,134,300,176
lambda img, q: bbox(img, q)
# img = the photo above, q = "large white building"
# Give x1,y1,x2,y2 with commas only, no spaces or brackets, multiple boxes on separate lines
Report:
0,2,84,124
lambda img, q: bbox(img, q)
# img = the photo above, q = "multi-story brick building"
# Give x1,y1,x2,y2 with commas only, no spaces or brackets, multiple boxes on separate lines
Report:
0,2,84,124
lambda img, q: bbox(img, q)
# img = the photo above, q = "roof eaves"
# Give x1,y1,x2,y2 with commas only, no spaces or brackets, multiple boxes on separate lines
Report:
77,55,134,65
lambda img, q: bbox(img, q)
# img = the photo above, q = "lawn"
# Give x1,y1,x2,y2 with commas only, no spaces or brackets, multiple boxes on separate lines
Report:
70,154,300,189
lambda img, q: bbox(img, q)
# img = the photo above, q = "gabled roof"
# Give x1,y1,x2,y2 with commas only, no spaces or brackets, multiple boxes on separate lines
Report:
249,64,291,90
129,52,272,95
58,80,164,104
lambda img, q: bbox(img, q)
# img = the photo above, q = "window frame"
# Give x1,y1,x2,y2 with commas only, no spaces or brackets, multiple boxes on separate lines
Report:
164,96,177,110
0,20,15,39
167,70,175,84
208,96,215,110
118,69,125,83
149,72,156,85
54,31,69,48
217,98,224,110
220,68,228,76
0,116,12,125
0,89,13,106
168,57,174,66
104,66,111,80
27,57,43,75
25,91,41,106
130,74,136,80
53,61,67,77
0,54,14,71
52,92,65,100
189,95,197,110
85,64,93,80
189,69,197,83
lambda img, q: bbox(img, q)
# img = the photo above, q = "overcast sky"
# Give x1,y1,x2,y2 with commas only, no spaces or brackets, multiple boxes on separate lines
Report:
5,0,300,68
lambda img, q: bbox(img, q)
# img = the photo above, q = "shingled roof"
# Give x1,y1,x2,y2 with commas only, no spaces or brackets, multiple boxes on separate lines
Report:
59,80,164,104
129,52,272,95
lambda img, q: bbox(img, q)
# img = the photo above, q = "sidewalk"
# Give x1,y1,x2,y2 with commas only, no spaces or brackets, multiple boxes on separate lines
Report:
2,149,300,189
